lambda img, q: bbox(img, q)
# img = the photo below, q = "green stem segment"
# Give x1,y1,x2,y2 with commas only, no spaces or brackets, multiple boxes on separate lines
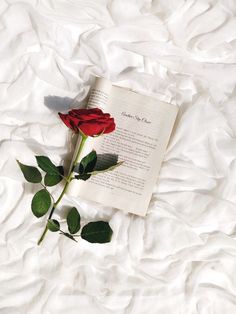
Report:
37,134,87,245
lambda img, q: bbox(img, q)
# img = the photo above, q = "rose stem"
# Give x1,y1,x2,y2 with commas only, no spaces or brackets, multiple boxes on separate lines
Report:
37,134,87,245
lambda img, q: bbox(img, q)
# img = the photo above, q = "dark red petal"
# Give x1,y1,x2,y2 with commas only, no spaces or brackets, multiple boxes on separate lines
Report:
70,108,104,118
68,115,81,125
69,119,80,133
70,112,99,121
78,121,106,136
59,109,115,136
58,113,80,133
103,119,116,134
58,113,72,128
70,108,112,121
84,108,104,114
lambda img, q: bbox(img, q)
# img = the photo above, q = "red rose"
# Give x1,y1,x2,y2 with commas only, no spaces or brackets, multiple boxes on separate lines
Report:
58,108,115,137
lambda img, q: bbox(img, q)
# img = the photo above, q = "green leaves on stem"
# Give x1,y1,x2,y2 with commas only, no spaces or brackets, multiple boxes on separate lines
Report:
17,156,64,219
81,221,113,243
79,150,97,175
17,156,64,187
47,219,77,241
74,150,96,180
36,156,60,174
17,150,114,245
74,151,122,181
64,207,113,243
67,207,80,234
36,156,64,186
47,206,113,244
44,166,64,186
16,160,42,183
31,189,52,218
47,219,60,232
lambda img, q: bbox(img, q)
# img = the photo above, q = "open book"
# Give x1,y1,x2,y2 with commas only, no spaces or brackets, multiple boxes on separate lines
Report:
67,77,178,216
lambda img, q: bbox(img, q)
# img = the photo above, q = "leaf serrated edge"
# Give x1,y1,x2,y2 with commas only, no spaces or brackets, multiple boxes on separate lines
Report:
36,156,60,175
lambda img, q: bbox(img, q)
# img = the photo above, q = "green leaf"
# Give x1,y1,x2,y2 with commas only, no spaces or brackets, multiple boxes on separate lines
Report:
74,174,91,181
44,166,64,186
89,161,123,175
36,156,60,175
47,219,60,232
31,189,51,218
67,207,81,234
78,151,97,175
44,173,62,186
17,160,42,183
81,221,113,243
60,232,77,242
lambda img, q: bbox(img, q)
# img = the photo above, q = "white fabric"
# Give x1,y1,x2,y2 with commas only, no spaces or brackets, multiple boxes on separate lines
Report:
1,0,236,313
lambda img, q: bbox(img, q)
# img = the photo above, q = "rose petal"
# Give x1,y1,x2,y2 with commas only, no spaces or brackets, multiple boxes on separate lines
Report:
78,121,107,136
59,108,115,136
70,108,106,121
103,118,116,134
58,113,73,130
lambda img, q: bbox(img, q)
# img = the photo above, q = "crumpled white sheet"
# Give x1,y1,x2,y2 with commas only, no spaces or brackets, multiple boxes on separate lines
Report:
1,0,236,313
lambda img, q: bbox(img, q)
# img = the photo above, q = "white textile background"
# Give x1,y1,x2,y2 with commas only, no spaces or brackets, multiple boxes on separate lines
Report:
0,0,236,313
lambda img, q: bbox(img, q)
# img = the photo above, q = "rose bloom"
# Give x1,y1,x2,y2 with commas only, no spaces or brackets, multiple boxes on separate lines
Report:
58,108,115,137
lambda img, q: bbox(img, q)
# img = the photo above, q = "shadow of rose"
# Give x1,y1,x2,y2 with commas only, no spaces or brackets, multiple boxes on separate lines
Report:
44,96,81,111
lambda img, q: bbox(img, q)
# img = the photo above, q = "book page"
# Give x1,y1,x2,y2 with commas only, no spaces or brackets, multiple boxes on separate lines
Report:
67,78,178,216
